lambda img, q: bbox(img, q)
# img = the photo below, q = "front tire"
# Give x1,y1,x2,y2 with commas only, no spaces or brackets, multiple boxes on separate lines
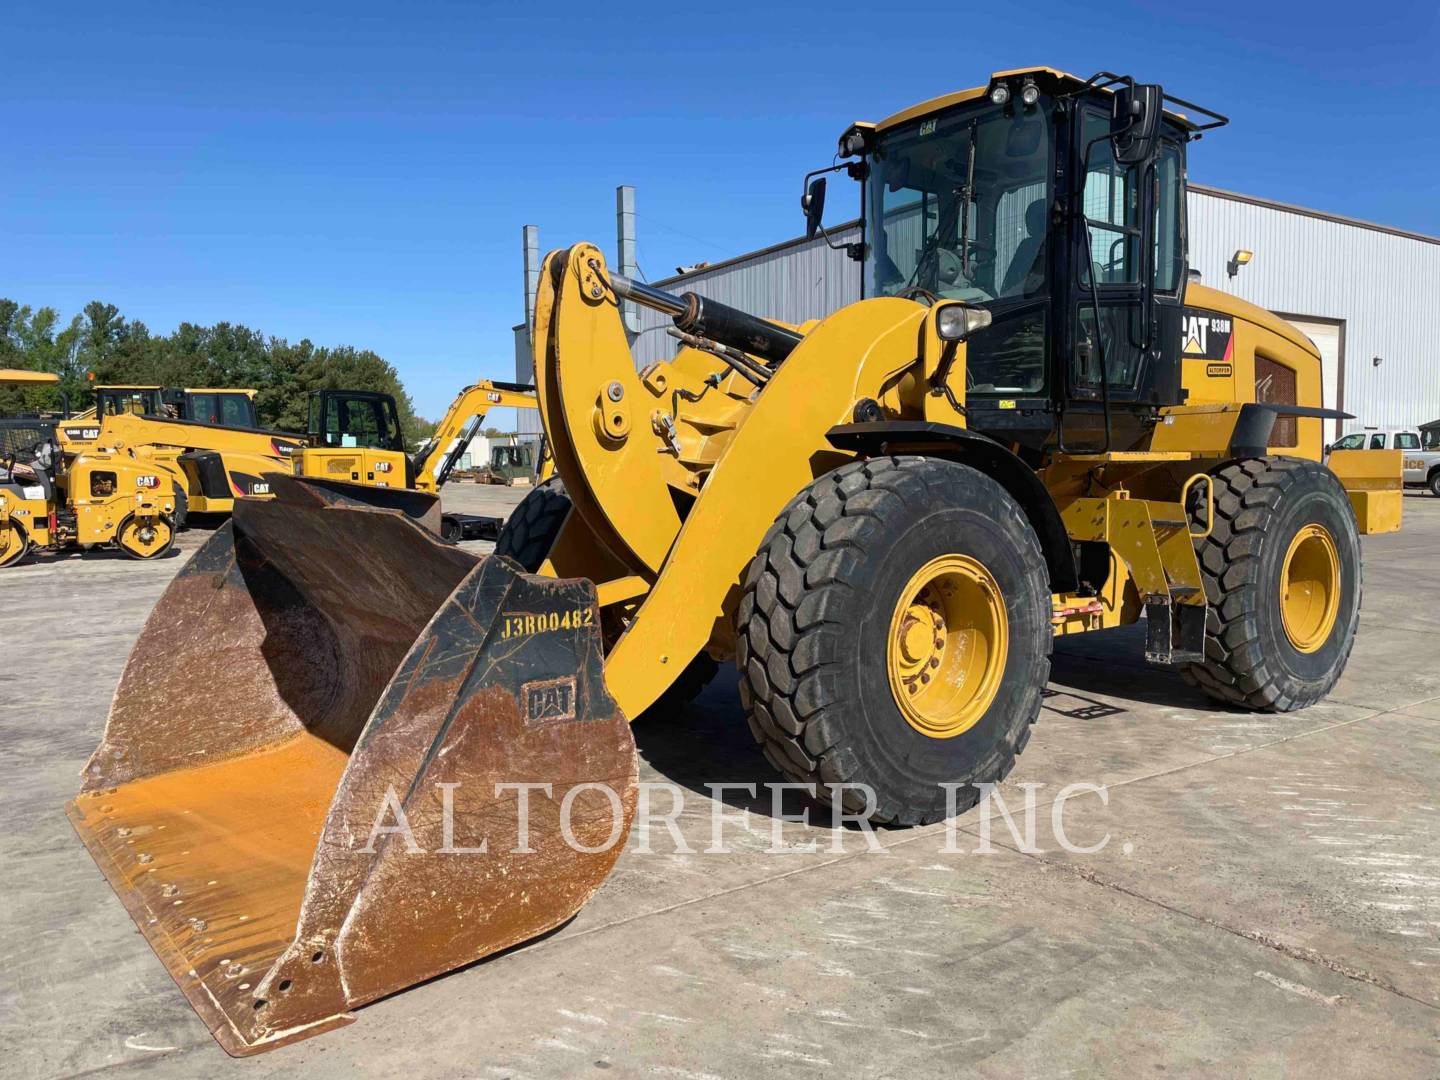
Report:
736,457,1051,826
1185,458,1361,711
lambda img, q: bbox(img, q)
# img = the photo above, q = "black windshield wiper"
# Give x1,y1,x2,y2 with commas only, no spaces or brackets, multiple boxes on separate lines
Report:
903,121,978,293
958,120,977,278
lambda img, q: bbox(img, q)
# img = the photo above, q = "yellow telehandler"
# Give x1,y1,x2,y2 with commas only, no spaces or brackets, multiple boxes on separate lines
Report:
54,384,307,518
70,68,1401,1054
67,384,262,426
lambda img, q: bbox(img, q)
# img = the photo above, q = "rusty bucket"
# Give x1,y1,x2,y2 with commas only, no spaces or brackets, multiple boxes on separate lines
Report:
68,475,637,1055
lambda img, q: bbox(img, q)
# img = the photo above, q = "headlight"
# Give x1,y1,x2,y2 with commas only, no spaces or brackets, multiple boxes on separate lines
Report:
936,304,993,342
1020,79,1040,107
989,83,1011,106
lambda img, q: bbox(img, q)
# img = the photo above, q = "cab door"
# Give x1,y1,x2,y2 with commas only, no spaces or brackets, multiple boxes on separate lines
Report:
1065,107,1187,447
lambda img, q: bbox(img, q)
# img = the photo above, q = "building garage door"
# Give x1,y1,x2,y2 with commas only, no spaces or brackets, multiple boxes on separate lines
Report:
1281,316,1344,441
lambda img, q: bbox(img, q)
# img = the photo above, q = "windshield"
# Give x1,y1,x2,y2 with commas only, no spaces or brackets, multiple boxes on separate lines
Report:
318,395,401,450
867,101,1052,304
187,392,256,427
98,389,162,418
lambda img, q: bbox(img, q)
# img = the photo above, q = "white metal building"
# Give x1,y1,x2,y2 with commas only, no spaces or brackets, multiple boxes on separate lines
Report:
515,184,1440,440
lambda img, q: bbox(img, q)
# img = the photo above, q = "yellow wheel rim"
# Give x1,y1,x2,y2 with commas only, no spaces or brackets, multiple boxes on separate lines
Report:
119,516,171,559
1279,523,1340,653
0,522,26,567
886,554,1008,739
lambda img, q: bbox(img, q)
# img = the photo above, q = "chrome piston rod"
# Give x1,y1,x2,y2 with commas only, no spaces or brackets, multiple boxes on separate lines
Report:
607,272,803,365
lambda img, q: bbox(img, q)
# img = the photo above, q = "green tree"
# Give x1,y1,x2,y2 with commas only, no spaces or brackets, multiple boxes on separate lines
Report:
0,298,431,440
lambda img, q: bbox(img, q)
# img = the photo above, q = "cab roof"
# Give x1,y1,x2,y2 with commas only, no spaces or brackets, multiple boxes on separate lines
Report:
865,66,1202,135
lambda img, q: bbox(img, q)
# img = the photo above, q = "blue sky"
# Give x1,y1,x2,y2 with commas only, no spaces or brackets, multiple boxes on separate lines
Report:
4,0,1438,421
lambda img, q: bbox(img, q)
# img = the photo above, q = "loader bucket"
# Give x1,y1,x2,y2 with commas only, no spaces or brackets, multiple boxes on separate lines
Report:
67,474,637,1056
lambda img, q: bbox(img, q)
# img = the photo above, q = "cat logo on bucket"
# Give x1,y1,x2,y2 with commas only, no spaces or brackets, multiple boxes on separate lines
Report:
524,676,577,728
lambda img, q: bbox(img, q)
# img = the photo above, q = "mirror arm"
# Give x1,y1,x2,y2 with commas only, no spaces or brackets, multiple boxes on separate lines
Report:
801,161,868,260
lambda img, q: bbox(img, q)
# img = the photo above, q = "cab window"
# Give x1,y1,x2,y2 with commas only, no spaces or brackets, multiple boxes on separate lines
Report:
319,396,400,450
1081,111,1140,285
1330,433,1364,451
1152,146,1184,293
187,393,255,427
1369,433,1386,449
1394,432,1419,450
98,390,161,418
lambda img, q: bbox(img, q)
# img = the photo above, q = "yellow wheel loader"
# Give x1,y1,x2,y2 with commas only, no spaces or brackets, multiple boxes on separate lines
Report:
69,68,1402,1055
1,374,181,566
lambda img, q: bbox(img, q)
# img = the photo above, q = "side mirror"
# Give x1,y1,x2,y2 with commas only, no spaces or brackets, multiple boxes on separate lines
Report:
1112,82,1163,166
802,176,827,240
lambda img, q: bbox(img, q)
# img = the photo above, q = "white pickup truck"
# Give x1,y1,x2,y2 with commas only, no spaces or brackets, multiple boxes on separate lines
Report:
1328,426,1440,496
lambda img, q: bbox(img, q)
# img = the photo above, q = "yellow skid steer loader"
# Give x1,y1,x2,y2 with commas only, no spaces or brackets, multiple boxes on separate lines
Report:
70,67,1401,1055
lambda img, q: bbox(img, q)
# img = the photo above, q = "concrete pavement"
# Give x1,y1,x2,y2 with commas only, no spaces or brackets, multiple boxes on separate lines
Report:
3,487,1437,1077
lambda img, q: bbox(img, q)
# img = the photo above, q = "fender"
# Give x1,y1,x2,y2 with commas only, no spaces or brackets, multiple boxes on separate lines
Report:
826,421,1079,593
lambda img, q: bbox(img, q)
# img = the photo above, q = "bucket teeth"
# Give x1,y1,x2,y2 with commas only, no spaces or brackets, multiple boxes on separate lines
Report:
68,474,636,1055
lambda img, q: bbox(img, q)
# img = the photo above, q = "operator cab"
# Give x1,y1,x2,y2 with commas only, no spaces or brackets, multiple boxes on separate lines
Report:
307,389,406,452
811,68,1225,454
96,386,165,419
0,419,60,499
172,389,259,427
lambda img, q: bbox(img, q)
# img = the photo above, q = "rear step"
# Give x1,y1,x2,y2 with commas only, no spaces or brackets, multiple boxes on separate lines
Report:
69,474,637,1055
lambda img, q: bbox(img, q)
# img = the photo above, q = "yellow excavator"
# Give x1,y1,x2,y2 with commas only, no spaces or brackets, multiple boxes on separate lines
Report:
70,67,1401,1055
291,379,540,540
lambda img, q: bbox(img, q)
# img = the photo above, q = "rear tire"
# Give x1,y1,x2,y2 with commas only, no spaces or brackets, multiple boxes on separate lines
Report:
1428,469,1440,498
736,457,1051,826
1184,458,1361,711
440,515,463,544
495,478,570,572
